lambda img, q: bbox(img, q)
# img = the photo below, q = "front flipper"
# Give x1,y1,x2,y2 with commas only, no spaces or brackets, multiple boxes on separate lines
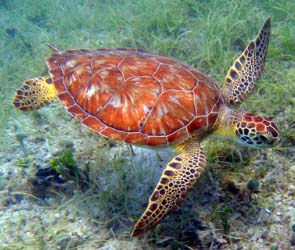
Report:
132,141,206,237
222,18,271,105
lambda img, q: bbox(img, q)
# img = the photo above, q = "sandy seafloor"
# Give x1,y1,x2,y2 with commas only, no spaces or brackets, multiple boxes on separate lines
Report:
1,1,295,249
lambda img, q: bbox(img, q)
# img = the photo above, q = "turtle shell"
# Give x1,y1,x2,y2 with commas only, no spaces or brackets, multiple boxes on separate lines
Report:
47,48,223,146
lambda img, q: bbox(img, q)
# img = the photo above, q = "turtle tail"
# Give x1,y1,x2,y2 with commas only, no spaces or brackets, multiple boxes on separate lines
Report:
13,77,57,111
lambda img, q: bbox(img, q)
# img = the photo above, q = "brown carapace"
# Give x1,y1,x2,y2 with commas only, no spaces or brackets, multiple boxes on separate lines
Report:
47,48,223,146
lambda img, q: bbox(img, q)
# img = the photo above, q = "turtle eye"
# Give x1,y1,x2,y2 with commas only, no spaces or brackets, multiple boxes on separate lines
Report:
257,132,278,147
259,134,268,142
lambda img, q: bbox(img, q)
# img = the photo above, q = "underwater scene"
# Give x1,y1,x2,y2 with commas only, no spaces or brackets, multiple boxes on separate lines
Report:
1,0,295,249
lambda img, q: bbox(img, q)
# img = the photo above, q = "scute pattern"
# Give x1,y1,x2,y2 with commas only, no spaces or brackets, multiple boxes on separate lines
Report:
99,76,160,132
142,91,195,136
47,48,223,146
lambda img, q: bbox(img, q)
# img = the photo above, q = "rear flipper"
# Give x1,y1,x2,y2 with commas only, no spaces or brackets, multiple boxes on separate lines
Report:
13,77,56,111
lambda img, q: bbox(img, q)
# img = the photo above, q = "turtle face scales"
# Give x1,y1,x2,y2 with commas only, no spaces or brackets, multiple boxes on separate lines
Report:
235,113,280,148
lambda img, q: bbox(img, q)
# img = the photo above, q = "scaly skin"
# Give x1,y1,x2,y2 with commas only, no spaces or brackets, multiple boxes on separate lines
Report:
132,140,205,236
222,18,271,105
13,77,56,111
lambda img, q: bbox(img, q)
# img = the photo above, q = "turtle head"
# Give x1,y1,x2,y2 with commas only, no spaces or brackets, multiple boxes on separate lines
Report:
236,112,280,148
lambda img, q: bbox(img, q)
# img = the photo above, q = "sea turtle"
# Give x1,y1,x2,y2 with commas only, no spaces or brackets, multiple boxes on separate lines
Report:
13,18,279,237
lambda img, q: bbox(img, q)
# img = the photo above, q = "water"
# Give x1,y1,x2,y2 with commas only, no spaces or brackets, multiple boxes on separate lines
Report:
1,0,295,249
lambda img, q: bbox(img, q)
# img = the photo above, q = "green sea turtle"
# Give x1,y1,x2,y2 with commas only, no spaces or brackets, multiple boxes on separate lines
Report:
13,18,279,236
